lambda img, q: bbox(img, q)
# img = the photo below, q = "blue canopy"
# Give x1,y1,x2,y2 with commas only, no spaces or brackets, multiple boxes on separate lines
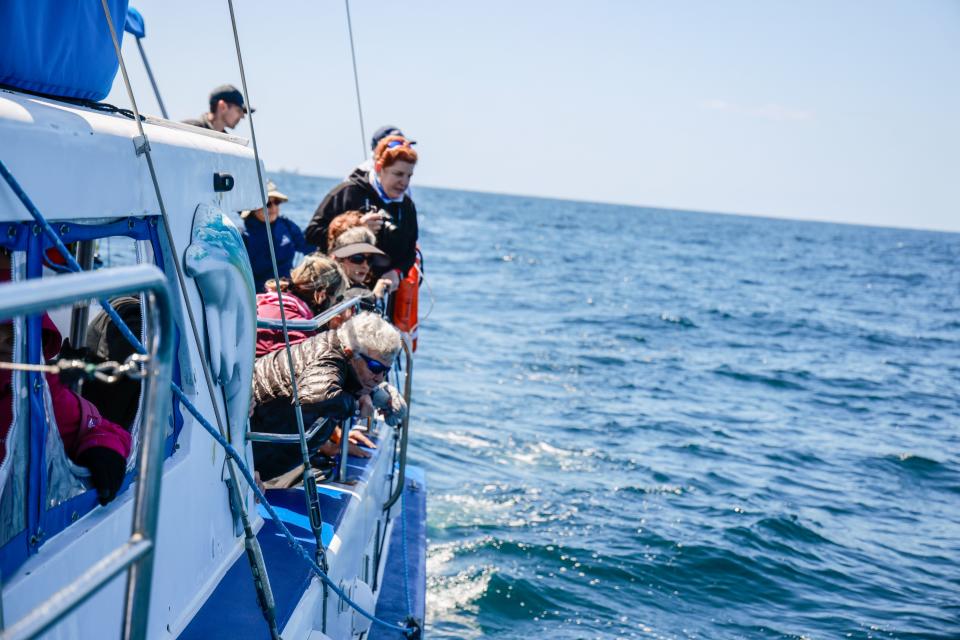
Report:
0,0,130,101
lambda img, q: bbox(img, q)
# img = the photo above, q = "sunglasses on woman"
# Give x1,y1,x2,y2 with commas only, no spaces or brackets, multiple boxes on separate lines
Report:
346,254,373,265
359,352,391,375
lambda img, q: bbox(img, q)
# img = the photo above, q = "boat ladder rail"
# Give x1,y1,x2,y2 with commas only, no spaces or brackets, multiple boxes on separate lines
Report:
0,265,175,640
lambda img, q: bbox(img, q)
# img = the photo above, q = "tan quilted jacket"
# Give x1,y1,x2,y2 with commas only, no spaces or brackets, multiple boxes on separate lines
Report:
252,330,352,406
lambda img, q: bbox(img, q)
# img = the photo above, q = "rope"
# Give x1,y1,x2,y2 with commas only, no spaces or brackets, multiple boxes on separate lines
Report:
96,4,283,635
344,0,368,160
134,38,169,120
0,353,149,383
225,0,312,478
224,5,333,617
416,262,436,324
0,82,139,120
179,386,414,635
0,159,415,638
97,0,246,499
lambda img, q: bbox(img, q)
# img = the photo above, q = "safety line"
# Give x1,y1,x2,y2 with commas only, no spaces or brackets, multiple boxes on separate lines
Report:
0,159,415,637
223,7,333,632
97,3,284,636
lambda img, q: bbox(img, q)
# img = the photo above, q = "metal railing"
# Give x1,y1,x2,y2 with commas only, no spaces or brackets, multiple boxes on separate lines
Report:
383,333,414,510
247,418,328,444
255,293,369,332
0,265,174,640
247,292,369,446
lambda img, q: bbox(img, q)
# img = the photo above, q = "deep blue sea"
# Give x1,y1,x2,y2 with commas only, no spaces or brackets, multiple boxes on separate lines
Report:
284,174,959,639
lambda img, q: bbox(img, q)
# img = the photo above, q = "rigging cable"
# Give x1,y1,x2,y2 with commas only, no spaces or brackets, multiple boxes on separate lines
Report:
344,0,368,159
0,158,416,640
133,38,169,120
224,2,334,631
2,5,417,635
100,0,283,635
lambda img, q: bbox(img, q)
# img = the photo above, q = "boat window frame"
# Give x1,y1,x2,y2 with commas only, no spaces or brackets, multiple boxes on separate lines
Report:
0,216,185,579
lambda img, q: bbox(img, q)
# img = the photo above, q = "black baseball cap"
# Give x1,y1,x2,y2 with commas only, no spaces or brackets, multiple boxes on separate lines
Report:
209,84,254,114
370,125,417,151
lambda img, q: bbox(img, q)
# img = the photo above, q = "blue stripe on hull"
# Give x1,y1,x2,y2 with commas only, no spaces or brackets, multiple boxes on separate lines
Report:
178,483,353,638
370,465,427,639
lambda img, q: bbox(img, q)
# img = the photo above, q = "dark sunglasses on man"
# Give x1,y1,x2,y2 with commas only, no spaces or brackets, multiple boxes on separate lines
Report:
359,352,390,375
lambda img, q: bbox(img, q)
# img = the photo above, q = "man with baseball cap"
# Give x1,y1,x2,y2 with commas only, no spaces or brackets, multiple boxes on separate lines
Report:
183,84,254,133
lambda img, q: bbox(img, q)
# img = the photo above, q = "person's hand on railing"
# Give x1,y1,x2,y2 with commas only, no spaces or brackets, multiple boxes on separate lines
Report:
373,278,392,299
54,338,105,386
358,393,374,418
326,425,372,458
348,429,375,450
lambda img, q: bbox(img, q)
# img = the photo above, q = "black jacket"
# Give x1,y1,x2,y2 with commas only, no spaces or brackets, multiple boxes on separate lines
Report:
250,331,361,480
305,168,419,275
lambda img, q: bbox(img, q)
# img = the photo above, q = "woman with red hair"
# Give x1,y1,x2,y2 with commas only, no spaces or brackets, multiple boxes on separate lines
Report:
305,135,419,290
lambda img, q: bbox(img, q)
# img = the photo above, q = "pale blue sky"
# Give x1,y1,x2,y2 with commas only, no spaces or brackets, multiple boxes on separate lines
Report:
106,1,960,232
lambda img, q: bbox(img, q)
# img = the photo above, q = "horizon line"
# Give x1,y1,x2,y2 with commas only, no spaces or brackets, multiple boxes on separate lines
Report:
269,168,959,236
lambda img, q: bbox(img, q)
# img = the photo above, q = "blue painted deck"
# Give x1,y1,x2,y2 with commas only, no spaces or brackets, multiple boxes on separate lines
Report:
370,465,427,640
178,430,390,639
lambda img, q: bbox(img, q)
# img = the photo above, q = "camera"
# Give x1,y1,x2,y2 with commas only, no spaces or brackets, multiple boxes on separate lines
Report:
379,209,398,234
360,202,397,235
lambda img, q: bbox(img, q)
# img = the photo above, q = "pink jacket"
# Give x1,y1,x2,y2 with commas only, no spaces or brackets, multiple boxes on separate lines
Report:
0,315,132,466
255,291,317,357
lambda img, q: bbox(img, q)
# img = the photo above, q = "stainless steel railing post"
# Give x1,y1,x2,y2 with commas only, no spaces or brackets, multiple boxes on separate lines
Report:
383,333,414,510
121,280,173,640
0,265,174,640
338,419,351,483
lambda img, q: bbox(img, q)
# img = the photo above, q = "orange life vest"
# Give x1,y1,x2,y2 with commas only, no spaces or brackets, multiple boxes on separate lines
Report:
391,252,421,351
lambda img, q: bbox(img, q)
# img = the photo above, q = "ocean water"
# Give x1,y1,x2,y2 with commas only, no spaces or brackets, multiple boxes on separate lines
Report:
267,174,959,638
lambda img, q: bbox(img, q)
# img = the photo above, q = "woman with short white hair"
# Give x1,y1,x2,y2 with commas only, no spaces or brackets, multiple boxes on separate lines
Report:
250,312,405,481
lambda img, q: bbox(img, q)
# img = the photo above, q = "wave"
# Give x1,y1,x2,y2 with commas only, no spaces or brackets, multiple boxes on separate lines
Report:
875,452,955,480
659,312,698,328
712,365,806,391
389,181,960,638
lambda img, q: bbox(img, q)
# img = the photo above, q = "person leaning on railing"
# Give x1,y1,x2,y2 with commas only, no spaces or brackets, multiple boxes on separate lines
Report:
304,135,419,292
330,226,394,304
255,253,348,357
249,311,407,483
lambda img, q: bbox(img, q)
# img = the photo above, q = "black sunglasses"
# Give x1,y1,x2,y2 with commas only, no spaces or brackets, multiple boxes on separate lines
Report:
346,254,373,265
359,352,391,375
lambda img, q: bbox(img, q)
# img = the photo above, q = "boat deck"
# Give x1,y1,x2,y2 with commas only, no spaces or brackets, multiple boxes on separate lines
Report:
178,424,426,640
178,430,406,639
